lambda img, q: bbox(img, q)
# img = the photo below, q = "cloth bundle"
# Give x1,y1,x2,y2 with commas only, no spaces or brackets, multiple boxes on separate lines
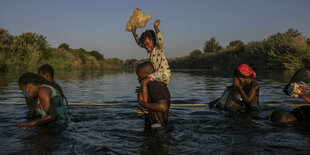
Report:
286,81,307,98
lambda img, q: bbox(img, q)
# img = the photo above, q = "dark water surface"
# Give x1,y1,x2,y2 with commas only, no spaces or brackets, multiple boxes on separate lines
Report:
1,69,310,154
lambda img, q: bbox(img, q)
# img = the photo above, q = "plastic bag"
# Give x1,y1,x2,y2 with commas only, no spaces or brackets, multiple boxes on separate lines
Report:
284,68,310,96
286,81,307,98
125,8,152,32
216,85,243,111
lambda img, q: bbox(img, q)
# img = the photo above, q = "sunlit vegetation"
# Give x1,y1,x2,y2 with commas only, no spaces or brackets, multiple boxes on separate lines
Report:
169,29,310,70
1,28,309,72
0,28,124,71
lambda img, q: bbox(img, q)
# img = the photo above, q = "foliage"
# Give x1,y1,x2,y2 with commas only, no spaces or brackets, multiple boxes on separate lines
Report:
170,29,310,70
0,28,124,71
203,37,222,53
90,50,104,60
58,43,70,50
190,49,202,58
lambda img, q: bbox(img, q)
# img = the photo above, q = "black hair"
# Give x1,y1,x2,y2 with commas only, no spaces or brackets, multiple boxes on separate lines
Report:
270,109,296,127
18,72,68,105
140,30,157,46
233,69,253,79
271,109,287,123
38,64,54,78
136,61,154,73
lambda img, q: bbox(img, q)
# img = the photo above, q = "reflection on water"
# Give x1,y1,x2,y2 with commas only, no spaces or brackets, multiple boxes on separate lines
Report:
1,69,310,154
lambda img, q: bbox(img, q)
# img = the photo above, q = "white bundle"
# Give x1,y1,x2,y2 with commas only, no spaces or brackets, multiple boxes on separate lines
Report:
125,8,152,32
287,81,307,98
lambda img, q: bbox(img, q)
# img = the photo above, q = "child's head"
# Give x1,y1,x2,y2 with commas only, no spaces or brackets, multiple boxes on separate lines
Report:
234,64,256,86
136,61,154,81
140,30,156,52
38,64,54,82
271,109,297,126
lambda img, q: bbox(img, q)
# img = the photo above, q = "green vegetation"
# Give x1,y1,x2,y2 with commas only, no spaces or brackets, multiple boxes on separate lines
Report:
169,29,310,70
2,28,309,72
0,28,124,71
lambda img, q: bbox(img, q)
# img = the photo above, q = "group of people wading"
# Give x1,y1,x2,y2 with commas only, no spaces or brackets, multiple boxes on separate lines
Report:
17,19,310,129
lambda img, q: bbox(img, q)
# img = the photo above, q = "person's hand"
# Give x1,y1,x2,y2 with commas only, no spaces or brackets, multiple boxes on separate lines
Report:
298,85,306,97
18,121,35,127
234,77,243,89
141,77,151,86
154,19,160,28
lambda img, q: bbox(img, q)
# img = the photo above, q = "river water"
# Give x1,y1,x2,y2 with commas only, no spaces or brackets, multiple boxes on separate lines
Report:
0,69,310,154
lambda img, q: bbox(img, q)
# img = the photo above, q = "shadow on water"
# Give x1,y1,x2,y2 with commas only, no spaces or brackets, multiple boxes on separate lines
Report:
1,69,310,154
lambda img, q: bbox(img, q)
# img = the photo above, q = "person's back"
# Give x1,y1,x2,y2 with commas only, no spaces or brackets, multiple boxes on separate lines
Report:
145,80,170,128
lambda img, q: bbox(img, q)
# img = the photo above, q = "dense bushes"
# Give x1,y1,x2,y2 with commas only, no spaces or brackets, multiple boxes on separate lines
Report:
0,28,124,71
169,29,310,70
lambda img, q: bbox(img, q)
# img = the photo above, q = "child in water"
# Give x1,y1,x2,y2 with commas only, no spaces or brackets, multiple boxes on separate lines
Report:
132,19,171,114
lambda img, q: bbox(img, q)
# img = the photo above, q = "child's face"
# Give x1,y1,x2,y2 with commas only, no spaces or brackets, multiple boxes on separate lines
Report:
143,37,154,52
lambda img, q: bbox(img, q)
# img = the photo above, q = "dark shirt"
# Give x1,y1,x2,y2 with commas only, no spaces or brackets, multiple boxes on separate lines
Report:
291,106,310,122
144,81,170,128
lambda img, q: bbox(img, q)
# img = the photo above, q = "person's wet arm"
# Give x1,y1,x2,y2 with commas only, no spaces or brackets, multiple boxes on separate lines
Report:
138,82,169,112
299,86,310,103
18,88,57,126
239,85,257,103
139,99,169,112
141,78,151,103
234,78,258,103
208,98,219,108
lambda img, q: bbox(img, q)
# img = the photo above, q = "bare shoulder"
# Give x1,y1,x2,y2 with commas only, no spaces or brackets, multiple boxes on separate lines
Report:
38,86,52,97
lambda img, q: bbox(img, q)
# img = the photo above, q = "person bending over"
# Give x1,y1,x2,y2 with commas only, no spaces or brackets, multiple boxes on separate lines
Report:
25,64,68,117
136,61,170,129
18,72,67,127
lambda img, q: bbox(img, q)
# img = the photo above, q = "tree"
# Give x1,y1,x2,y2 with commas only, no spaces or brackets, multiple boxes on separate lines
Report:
307,38,310,46
58,43,70,50
228,40,244,48
20,32,48,51
285,28,301,37
0,28,13,50
190,49,202,58
203,37,222,53
90,50,104,60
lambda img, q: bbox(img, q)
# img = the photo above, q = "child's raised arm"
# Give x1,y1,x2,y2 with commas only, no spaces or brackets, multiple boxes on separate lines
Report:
132,26,144,48
154,19,164,49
